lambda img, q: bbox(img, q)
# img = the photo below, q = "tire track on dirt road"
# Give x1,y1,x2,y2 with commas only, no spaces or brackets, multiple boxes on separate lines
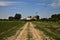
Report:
15,22,28,40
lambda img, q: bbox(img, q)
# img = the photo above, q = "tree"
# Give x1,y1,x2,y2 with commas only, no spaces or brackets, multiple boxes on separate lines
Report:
14,13,21,20
9,16,14,20
50,14,60,21
35,15,40,20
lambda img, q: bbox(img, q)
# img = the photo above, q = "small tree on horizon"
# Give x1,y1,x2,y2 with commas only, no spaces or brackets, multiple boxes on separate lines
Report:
9,16,14,20
14,13,21,20
35,15,40,20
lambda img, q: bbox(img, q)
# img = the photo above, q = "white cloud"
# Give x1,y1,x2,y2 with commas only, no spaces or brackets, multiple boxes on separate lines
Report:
0,1,27,6
0,1,18,6
49,0,60,7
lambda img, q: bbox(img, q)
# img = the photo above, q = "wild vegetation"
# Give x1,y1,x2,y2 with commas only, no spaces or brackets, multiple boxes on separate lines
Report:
32,21,60,40
0,21,26,40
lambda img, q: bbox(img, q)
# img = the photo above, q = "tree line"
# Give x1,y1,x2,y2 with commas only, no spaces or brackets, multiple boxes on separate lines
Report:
0,13,60,21
9,13,21,20
0,13,21,21
41,14,60,22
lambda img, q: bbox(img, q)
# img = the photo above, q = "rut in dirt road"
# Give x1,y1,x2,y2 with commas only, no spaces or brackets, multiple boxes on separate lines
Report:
6,22,54,40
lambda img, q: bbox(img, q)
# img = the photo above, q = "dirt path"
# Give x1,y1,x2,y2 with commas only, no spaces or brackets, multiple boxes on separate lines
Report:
6,22,54,40
30,22,53,40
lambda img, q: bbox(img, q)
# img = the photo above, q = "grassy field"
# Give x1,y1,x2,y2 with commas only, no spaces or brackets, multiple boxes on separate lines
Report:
32,21,60,40
0,21,26,40
0,21,60,40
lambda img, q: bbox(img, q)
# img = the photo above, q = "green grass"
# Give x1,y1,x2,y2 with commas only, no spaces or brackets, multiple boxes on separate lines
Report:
0,21,26,40
0,21,20,33
32,21,60,40
27,26,32,40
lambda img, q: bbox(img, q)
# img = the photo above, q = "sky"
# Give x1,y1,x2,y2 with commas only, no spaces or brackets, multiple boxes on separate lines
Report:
0,0,60,19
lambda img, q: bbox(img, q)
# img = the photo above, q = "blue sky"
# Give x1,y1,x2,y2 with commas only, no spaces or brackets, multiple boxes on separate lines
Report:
0,0,60,19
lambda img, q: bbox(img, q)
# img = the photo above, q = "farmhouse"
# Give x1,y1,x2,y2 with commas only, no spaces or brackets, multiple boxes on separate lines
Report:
26,16,33,20
25,15,39,21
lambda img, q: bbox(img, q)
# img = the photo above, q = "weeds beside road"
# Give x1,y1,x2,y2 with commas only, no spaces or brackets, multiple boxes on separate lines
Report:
0,21,26,40
32,21,60,40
